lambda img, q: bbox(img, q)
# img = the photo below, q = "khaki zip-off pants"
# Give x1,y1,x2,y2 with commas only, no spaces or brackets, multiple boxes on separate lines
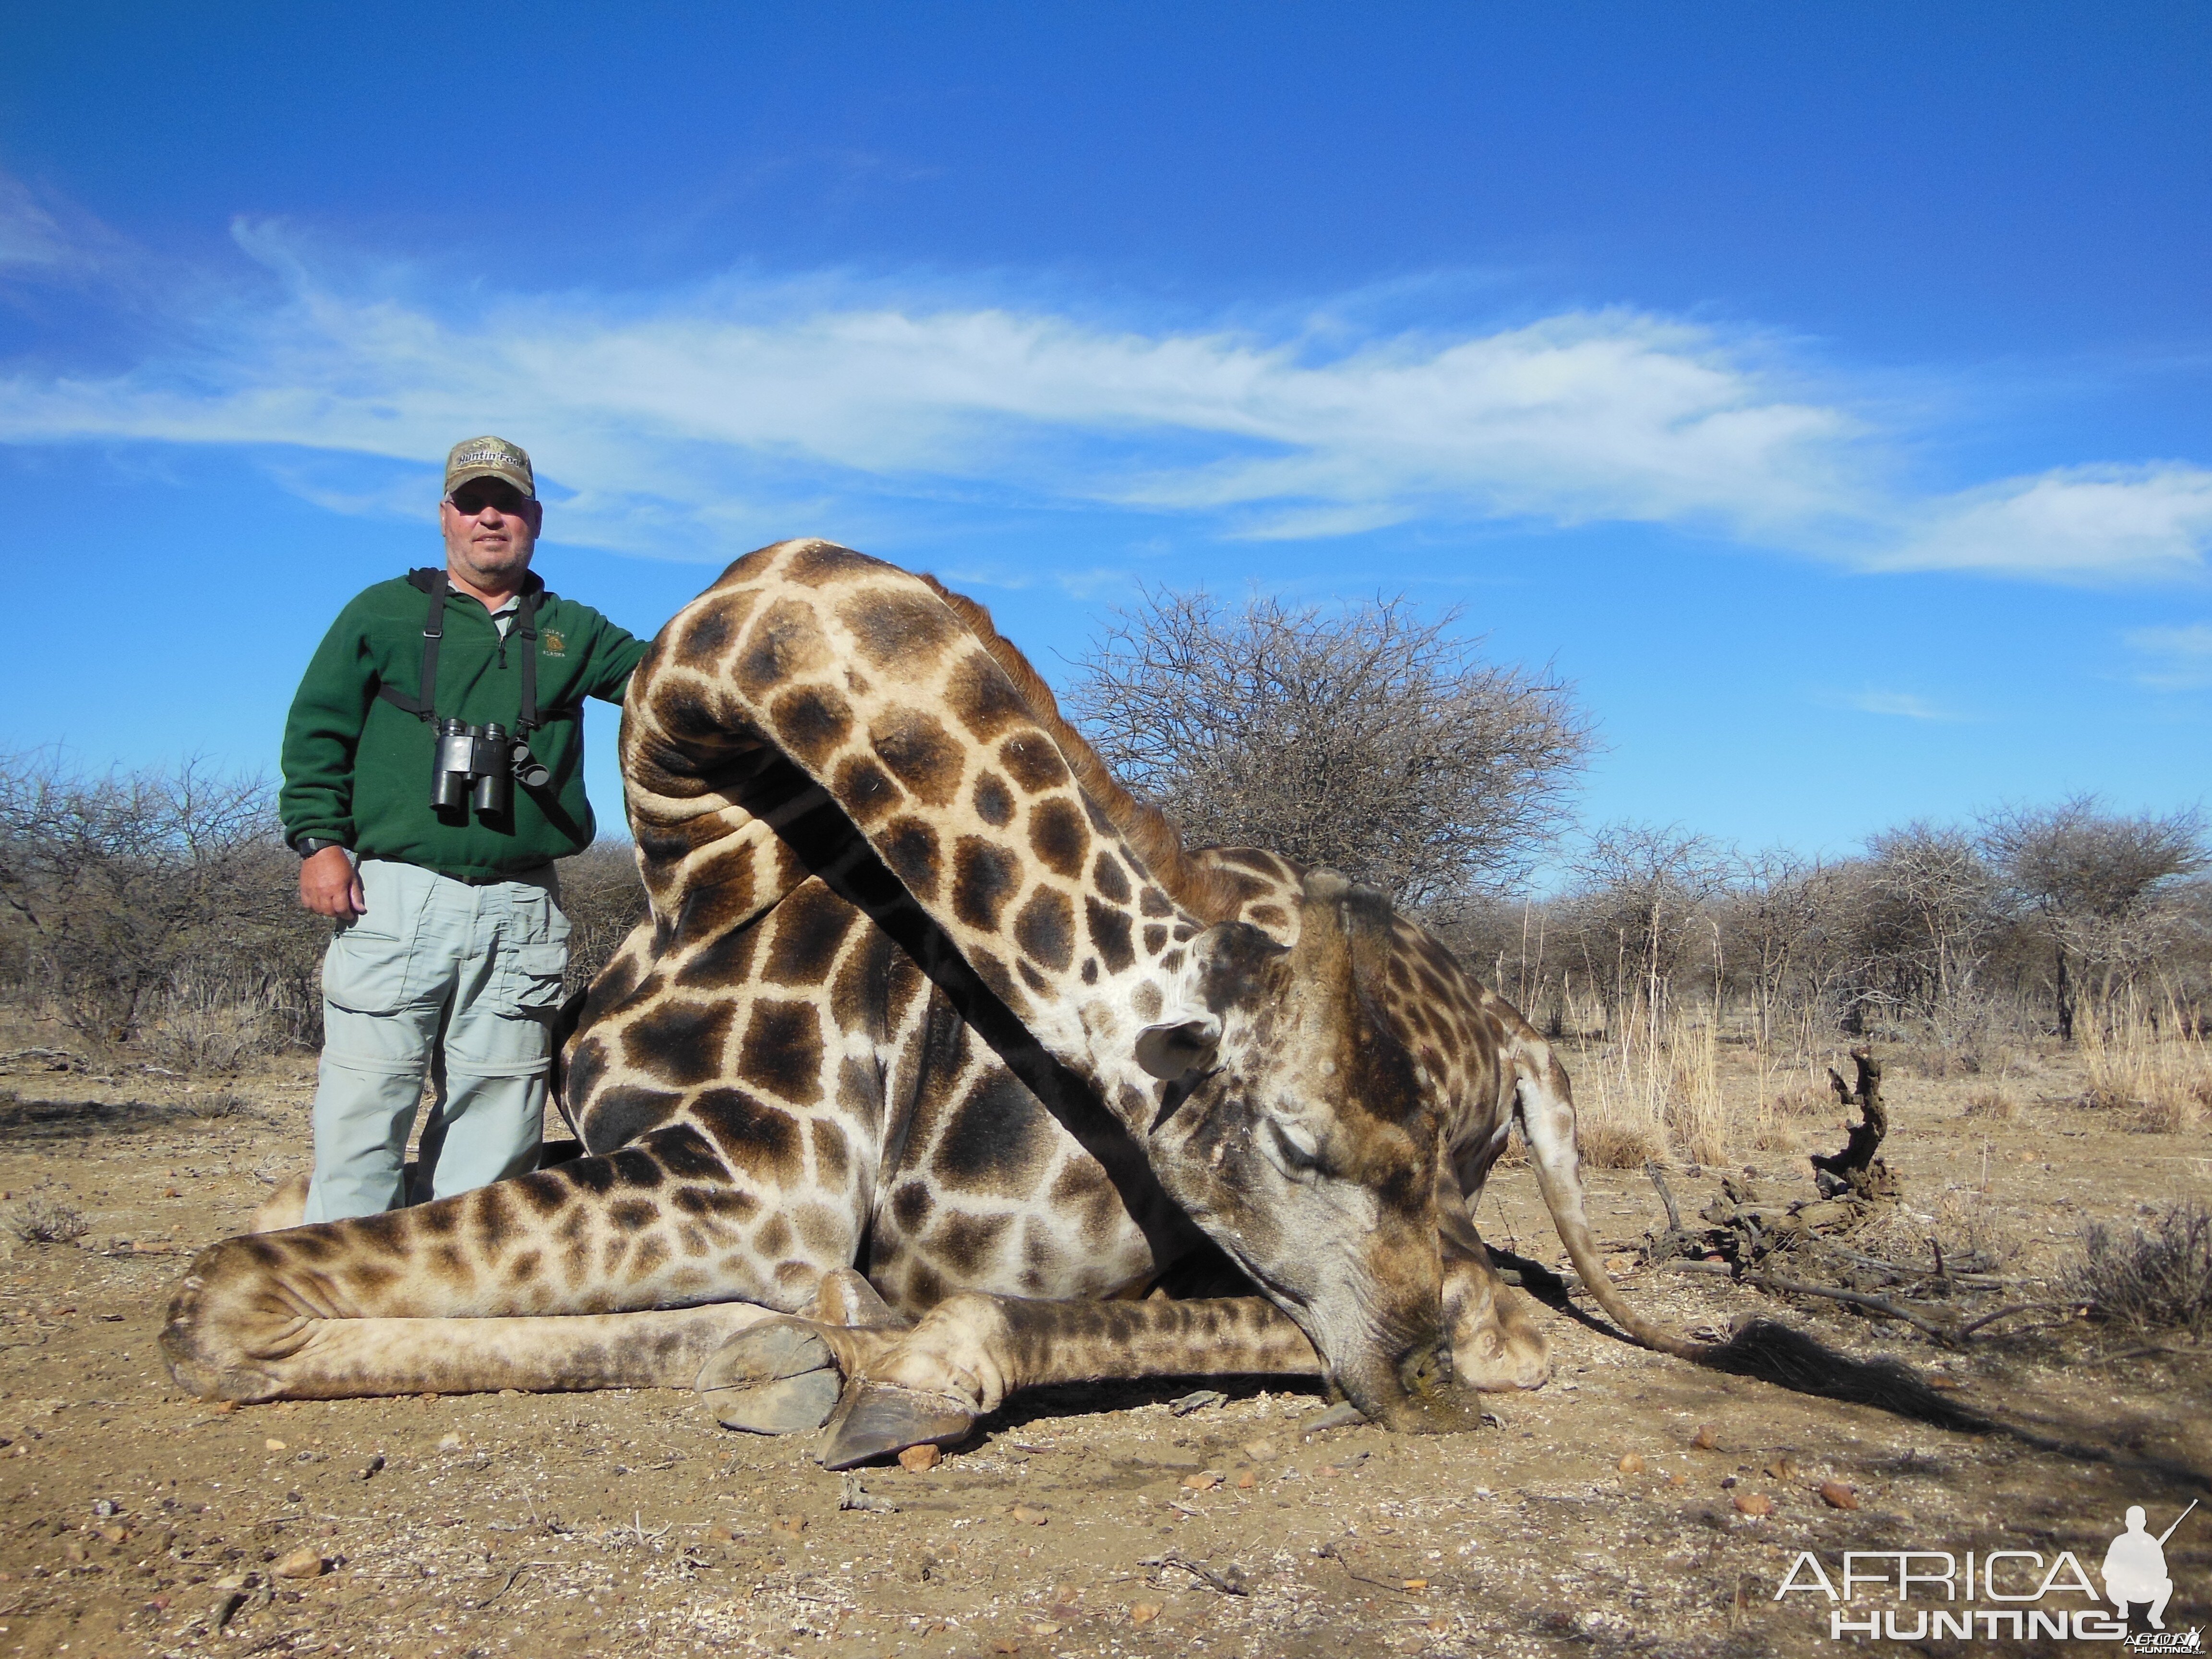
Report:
302,858,570,1224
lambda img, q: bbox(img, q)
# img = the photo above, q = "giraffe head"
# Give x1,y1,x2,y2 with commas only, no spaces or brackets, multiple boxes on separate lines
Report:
1134,869,1476,1431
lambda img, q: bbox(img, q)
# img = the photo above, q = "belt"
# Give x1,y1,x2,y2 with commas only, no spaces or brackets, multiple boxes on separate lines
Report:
436,863,554,887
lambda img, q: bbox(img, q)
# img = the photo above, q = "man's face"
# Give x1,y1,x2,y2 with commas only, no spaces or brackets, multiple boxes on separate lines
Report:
440,477,542,586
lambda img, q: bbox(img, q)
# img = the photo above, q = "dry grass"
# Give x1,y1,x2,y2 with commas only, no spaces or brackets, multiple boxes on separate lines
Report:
150,983,289,1073
1767,1082,1833,1119
5,1195,90,1245
177,1087,250,1120
2078,998,2212,1132
1962,1087,2018,1121
1564,998,1733,1166
1575,1119,1665,1170
2062,1202,2212,1335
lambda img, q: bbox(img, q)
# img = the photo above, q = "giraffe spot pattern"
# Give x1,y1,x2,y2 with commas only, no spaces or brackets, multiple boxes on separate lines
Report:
734,1001,827,1106
1026,796,1088,878
997,732,1069,794
869,709,965,807
951,837,1021,933
620,1000,736,1089
972,772,1015,827
1012,886,1075,973
880,815,945,904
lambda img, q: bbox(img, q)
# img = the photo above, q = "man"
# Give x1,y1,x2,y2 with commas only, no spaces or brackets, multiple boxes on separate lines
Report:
280,437,649,1222
2102,1505,2177,1630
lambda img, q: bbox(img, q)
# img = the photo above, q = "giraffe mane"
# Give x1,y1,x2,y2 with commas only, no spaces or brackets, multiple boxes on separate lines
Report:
918,573,1247,925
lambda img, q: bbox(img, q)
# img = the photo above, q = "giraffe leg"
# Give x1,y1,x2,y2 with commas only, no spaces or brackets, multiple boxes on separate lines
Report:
695,1268,912,1436
164,1129,838,1400
817,1294,1325,1468
252,1173,312,1235
1442,1242,1552,1391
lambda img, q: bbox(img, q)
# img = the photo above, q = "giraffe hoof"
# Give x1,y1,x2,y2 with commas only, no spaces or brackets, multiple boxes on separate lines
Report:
816,1380,976,1470
696,1322,843,1436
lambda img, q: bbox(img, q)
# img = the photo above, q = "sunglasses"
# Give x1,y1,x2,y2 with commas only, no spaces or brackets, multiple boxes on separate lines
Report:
446,481,532,516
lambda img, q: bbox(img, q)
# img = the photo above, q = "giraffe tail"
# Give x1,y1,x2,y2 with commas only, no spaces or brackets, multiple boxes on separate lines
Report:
1512,1046,1710,1362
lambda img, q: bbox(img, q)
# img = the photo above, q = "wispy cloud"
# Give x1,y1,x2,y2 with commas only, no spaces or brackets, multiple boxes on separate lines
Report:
2,180,2209,584
1879,465,2212,584
2124,621,2212,690
1824,689,1967,721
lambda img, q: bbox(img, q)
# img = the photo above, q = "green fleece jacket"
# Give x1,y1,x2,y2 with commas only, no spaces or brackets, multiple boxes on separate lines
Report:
280,572,649,879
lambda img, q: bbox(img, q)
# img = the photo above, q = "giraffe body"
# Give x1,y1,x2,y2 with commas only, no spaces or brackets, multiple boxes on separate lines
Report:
165,542,1690,1458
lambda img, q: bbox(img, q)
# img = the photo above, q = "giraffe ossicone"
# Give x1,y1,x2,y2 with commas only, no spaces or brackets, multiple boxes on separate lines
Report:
163,541,1697,1465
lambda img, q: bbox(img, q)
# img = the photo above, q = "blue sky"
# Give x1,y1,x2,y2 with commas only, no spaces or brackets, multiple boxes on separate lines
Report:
2,3,2206,883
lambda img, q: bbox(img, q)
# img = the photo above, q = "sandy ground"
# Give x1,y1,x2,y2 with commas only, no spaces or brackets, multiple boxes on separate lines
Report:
0,1042,2206,1659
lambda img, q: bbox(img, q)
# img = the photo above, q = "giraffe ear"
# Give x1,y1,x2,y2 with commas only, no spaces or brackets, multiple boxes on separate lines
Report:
1135,1013,1222,1081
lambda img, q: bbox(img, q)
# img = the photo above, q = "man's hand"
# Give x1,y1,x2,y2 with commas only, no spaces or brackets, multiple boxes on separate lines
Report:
300,846,366,919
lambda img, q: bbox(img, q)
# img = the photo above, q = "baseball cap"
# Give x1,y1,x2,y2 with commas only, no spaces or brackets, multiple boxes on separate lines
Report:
444,436,536,500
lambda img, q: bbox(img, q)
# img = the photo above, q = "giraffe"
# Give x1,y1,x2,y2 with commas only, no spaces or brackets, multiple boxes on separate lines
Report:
165,541,1694,1467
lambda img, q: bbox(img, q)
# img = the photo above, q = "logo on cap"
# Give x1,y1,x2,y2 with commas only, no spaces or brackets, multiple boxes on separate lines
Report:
444,436,535,499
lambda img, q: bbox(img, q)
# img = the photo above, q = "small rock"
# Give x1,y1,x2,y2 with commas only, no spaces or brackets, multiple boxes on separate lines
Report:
272,1547,326,1579
1315,1464,1341,1479
436,1433,463,1451
897,1443,942,1472
91,1499,120,1518
264,1438,287,1452
1764,1455,1795,1480
1169,1388,1227,1416
1235,1469,1257,1490
1009,1504,1049,1526
1130,1602,1162,1625
1402,1577,1430,1590
1181,1471,1223,1492
770,1514,807,1535
1618,1453,1645,1474
1927,1375,1965,1391
708,1525,737,1543
1241,1438,1279,1460
1691,1425,1719,1451
1306,1403,1368,1433
1720,1475,1739,1489
96,1524,129,1544
1818,1481,1861,1510
357,1454,385,1481
990,1639,1021,1655
214,1402,236,1414
839,1472,899,1515
1733,1492,1773,1517
1023,1621,1062,1637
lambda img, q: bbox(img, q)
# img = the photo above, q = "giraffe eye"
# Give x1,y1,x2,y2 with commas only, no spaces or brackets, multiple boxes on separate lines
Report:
1268,1118,1323,1177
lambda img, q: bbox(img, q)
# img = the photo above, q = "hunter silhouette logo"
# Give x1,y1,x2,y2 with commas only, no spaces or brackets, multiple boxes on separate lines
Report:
1775,1497,2199,1644
2108,1501,2195,1644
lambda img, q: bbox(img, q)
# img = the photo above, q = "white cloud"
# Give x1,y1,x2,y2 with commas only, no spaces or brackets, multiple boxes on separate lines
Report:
1885,465,2212,584
1827,689,1966,721
2124,620,2212,690
0,198,2207,586
0,176,75,270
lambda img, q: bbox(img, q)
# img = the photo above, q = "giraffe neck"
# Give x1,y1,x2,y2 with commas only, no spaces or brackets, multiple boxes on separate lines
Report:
631,541,1206,1133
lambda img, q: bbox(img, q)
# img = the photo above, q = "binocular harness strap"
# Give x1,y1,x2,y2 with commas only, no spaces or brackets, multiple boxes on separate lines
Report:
376,569,573,734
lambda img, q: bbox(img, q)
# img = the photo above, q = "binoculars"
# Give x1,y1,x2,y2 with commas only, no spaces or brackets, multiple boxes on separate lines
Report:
431,719,549,817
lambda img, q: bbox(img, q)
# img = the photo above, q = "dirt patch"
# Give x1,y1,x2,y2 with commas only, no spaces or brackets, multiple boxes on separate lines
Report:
0,1046,2205,1657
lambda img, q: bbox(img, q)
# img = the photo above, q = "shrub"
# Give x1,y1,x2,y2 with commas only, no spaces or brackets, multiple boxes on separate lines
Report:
178,1088,250,1121
1962,1088,2017,1121
1577,1120,1666,1170
5,1196,90,1245
2063,1203,2212,1335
